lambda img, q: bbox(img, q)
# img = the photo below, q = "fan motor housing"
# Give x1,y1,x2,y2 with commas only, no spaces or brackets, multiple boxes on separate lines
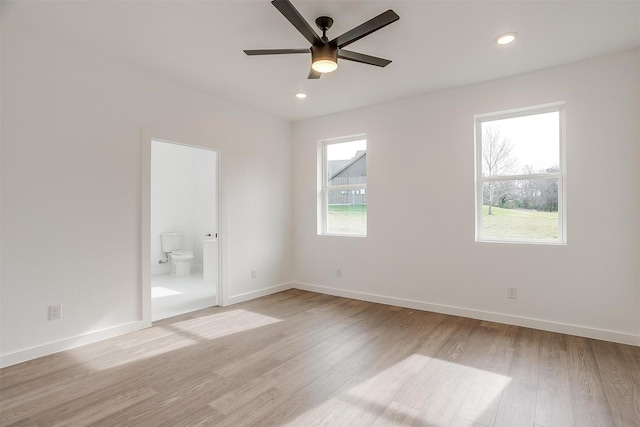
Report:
311,44,338,64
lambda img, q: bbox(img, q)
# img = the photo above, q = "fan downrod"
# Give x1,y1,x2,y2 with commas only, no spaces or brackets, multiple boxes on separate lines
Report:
315,16,334,38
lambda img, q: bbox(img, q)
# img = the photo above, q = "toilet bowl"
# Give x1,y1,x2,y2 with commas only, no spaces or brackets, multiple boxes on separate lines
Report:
169,250,194,276
160,232,194,276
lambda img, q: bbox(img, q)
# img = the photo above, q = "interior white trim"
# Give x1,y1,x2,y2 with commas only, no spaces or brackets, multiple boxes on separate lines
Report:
141,129,226,320
2,278,636,368
0,320,150,368
292,282,640,347
227,282,294,306
474,102,567,245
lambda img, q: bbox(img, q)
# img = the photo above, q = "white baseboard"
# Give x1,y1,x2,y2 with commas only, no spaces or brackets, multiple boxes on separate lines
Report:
293,282,640,347
4,281,634,368
0,320,151,368
0,282,294,368
227,282,294,306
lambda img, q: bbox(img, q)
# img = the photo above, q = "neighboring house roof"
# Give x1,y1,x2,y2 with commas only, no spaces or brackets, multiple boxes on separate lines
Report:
329,151,366,180
327,159,351,177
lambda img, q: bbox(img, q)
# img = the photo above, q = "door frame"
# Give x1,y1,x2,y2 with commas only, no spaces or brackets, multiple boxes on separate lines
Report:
141,129,226,325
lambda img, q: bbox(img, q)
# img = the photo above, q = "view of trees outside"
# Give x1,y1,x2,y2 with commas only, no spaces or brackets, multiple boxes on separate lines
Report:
326,139,367,235
479,110,561,240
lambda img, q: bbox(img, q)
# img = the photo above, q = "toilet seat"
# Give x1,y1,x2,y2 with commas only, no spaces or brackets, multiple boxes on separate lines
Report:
171,250,193,257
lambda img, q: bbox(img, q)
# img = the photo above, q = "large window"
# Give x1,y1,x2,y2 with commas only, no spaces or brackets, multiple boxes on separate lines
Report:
475,103,565,244
319,136,367,236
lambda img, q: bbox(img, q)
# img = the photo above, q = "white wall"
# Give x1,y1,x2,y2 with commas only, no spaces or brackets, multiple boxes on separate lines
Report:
150,141,217,274
1,8,637,369
292,49,640,345
1,25,293,365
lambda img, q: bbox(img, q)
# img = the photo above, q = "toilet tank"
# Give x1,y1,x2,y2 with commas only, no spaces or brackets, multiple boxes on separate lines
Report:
161,232,183,252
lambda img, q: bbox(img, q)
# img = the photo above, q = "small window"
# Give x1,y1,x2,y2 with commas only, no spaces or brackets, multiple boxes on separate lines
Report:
475,103,565,244
319,136,367,236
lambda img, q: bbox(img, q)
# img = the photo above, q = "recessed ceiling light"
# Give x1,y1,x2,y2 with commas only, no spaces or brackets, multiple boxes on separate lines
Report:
495,32,518,45
295,93,307,99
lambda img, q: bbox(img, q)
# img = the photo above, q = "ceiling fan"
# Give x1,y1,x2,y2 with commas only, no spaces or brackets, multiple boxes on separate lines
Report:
244,0,400,79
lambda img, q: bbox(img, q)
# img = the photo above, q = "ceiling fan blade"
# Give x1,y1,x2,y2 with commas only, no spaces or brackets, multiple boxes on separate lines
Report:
338,50,391,67
308,68,321,79
271,0,323,46
244,49,309,56
331,10,399,49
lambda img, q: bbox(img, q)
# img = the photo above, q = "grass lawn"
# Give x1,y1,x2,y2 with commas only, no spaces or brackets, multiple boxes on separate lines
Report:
325,204,556,239
327,205,367,235
482,205,558,240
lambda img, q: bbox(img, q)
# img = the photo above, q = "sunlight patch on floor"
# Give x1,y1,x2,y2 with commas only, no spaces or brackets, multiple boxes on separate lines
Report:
287,353,512,426
345,354,512,425
151,286,184,298
72,330,199,372
72,309,281,372
169,309,282,341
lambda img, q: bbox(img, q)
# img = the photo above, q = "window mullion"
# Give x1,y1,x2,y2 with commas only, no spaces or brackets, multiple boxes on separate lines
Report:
327,184,367,191
482,172,561,183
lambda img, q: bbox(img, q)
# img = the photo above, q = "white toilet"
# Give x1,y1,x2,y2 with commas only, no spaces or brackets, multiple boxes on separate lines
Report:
160,232,194,276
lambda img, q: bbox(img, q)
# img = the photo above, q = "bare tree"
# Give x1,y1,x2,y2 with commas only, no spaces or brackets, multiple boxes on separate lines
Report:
519,164,559,212
482,126,517,214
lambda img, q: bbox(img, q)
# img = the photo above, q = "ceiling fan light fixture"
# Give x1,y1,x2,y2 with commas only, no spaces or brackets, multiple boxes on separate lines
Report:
312,59,338,73
243,1,399,79
311,44,338,73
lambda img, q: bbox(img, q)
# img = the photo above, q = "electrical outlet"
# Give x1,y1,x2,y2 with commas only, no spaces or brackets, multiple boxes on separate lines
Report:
336,268,342,278
507,287,517,299
251,269,257,279
49,304,61,320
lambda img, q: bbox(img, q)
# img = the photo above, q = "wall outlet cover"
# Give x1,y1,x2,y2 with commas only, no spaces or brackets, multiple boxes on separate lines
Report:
49,304,61,320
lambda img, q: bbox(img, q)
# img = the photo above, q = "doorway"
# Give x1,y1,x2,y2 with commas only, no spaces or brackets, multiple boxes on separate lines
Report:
148,139,220,321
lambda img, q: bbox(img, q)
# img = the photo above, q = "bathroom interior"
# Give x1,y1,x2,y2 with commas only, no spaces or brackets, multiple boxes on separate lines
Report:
150,140,218,321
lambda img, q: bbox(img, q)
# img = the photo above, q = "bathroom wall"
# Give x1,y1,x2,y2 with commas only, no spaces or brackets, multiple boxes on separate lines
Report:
193,148,218,270
150,141,217,275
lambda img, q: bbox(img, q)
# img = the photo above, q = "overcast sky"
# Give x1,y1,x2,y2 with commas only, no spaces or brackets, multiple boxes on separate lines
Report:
327,139,367,161
484,111,560,173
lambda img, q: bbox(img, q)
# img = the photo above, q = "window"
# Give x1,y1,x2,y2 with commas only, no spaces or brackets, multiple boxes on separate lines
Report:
475,103,565,244
319,136,367,236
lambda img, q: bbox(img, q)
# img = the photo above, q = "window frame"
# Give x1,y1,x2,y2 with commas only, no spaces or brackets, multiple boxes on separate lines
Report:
474,103,566,245
318,134,367,237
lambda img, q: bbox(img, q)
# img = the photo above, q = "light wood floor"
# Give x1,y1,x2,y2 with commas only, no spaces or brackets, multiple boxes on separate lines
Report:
1,289,639,426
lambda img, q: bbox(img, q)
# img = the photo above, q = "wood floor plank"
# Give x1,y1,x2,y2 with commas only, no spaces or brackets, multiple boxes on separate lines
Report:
617,343,640,422
216,386,286,427
282,397,353,426
590,340,640,426
509,327,541,386
371,400,422,426
3,419,38,427
254,368,352,427
392,316,471,411
208,304,391,418
566,335,617,427
535,331,575,427
493,380,537,427
29,385,157,427
1,289,638,426
332,361,420,425
89,374,230,426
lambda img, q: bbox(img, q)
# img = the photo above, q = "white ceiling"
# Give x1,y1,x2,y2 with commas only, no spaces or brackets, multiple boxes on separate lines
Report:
4,1,640,121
